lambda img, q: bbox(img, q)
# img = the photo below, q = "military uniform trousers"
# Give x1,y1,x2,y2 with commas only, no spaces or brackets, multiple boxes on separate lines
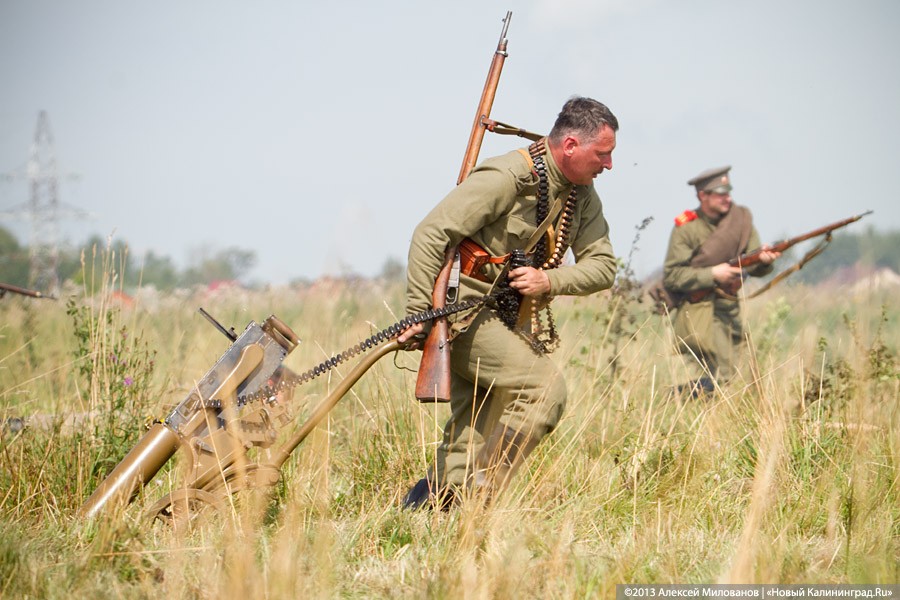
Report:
428,308,567,489
672,297,746,382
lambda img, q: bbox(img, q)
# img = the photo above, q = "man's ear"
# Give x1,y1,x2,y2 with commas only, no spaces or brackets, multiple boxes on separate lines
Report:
562,135,579,156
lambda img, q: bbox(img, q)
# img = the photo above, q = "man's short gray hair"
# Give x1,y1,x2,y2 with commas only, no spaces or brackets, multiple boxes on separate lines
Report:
548,96,619,145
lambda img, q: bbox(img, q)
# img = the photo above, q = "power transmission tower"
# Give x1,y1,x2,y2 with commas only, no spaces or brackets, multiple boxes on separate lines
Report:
1,111,88,295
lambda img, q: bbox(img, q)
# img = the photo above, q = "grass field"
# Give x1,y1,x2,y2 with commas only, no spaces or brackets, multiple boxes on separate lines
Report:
1,265,898,597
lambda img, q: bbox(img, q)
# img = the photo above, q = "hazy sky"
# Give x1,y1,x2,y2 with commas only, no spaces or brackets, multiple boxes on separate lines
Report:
2,0,898,285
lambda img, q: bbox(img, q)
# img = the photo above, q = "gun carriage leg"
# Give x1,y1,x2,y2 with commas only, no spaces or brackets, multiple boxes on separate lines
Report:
147,488,225,531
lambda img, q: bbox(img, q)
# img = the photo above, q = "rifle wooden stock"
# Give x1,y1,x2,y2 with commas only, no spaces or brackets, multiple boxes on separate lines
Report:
415,246,456,402
684,210,872,302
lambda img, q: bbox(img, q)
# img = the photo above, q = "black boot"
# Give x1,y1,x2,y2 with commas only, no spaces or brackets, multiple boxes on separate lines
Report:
677,376,716,399
401,477,454,511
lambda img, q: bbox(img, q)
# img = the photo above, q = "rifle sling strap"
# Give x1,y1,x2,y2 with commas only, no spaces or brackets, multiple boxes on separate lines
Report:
488,119,544,142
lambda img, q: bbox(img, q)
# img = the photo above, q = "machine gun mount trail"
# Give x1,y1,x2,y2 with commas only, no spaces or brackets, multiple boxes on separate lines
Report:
78,298,486,527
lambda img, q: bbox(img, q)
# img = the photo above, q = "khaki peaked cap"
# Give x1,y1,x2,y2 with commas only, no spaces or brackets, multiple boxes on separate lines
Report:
688,165,733,194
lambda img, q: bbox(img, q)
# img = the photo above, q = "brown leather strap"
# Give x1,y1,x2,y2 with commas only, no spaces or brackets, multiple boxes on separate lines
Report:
524,196,564,255
516,147,535,171
487,119,545,143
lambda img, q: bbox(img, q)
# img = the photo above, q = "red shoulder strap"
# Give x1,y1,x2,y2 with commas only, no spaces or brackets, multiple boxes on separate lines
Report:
674,210,698,226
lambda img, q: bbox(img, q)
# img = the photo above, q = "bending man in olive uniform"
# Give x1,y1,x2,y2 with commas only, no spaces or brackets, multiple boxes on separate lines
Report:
398,97,619,507
662,166,780,390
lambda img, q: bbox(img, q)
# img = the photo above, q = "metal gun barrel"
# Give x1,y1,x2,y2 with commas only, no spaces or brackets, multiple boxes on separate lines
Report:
78,423,180,519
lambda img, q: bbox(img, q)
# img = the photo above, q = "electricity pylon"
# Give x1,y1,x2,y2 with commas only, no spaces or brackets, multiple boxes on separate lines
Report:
1,111,88,295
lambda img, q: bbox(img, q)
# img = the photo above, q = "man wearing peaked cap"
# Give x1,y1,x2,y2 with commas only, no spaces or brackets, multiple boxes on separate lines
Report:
661,165,780,395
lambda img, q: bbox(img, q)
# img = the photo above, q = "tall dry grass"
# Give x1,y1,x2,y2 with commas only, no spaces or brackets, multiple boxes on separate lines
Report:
1,257,897,597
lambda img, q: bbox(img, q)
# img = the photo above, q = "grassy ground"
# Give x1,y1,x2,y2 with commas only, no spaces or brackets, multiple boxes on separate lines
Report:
1,271,898,598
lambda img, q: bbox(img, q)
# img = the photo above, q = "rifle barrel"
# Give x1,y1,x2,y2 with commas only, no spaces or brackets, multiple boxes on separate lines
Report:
456,11,513,185
497,9,511,44
776,210,872,247
0,281,54,299
730,210,873,267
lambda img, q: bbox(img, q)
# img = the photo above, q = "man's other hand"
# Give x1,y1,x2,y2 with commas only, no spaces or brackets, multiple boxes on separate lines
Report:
397,321,425,349
712,263,743,286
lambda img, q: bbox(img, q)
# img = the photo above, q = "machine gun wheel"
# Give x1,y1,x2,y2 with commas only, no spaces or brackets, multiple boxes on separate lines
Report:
147,488,225,531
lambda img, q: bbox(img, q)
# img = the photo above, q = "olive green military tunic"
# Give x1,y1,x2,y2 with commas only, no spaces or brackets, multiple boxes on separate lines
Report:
406,144,617,488
662,206,772,381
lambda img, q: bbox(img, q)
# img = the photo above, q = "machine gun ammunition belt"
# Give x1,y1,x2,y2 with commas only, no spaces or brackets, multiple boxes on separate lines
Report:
205,296,490,409
519,139,579,354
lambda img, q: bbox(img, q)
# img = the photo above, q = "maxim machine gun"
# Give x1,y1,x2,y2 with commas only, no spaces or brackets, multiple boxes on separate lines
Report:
79,10,541,525
78,305,481,525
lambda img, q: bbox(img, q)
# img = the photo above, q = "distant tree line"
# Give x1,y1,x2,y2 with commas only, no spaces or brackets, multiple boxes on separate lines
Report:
6,224,892,292
0,225,257,292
